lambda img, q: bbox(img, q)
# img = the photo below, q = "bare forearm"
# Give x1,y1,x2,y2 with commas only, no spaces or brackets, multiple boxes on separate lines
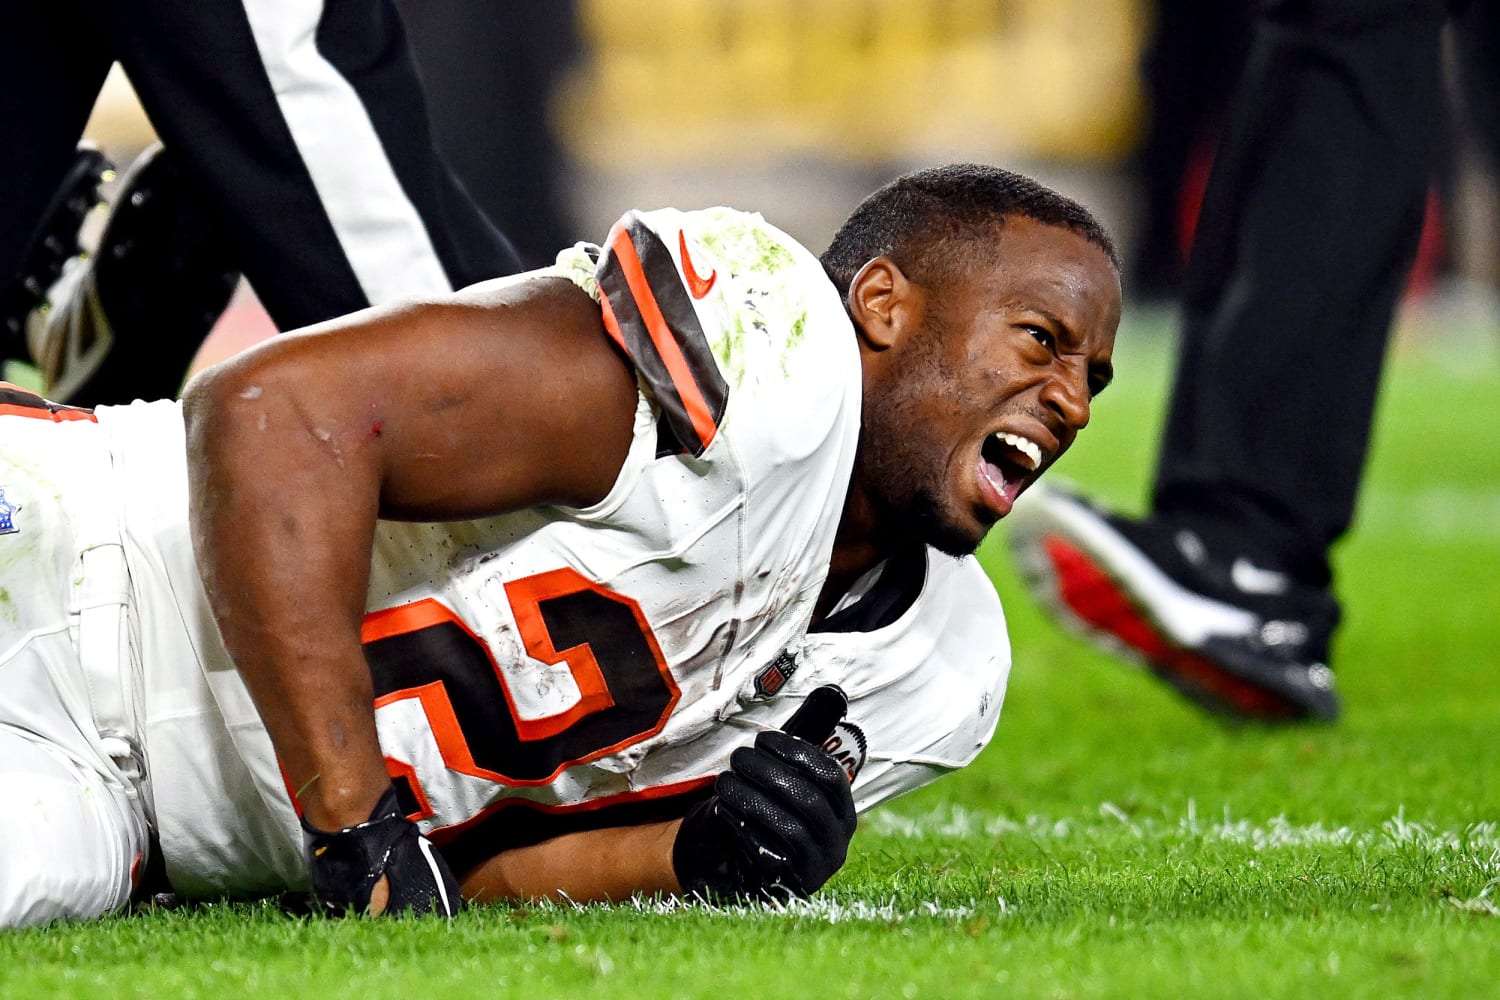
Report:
461,820,685,904
184,352,392,828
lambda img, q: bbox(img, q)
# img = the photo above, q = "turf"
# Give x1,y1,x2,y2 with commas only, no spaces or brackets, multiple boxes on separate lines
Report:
3,312,1497,998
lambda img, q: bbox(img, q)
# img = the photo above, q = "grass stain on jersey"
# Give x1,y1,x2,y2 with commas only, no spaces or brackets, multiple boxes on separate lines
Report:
786,311,807,354
712,312,752,385
694,210,815,382
698,214,796,276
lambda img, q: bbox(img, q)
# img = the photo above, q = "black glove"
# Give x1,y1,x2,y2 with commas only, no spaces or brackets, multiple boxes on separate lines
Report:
301,786,463,917
673,685,857,902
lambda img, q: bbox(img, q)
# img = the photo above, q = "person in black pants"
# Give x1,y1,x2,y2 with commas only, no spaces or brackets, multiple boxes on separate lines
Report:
1129,0,1254,300
397,0,582,270
2,0,523,405
1006,0,1457,723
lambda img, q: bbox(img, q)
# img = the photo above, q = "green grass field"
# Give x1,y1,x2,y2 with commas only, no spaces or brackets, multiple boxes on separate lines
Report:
3,313,1496,998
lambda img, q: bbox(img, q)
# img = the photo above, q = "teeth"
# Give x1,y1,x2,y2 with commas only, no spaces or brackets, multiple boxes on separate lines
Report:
994,431,1042,471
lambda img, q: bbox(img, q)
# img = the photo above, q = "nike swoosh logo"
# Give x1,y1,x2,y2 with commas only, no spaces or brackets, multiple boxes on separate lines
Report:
679,230,717,299
1230,557,1289,595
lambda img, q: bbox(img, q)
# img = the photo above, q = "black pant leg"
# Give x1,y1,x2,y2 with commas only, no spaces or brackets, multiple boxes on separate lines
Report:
98,0,521,332
1130,0,1254,299
0,0,113,283
399,0,582,270
1453,0,1500,174
1151,0,1449,588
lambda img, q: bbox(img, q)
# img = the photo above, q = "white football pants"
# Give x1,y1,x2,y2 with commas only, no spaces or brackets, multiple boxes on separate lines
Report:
0,725,144,927
0,404,149,927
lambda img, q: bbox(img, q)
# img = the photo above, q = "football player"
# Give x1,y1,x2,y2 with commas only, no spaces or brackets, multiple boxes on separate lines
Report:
0,163,1120,926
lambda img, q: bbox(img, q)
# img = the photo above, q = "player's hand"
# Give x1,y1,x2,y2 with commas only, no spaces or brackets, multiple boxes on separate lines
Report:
673,685,857,902
301,786,463,917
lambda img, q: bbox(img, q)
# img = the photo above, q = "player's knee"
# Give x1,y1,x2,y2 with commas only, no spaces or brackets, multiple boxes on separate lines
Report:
0,771,138,927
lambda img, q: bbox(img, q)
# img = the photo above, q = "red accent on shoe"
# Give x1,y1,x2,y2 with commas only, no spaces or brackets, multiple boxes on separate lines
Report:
1043,535,1296,719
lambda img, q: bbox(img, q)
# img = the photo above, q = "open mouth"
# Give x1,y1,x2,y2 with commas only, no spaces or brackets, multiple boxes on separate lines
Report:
979,431,1044,510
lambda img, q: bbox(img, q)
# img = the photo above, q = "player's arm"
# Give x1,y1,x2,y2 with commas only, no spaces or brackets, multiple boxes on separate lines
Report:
457,732,856,905
460,820,685,903
461,687,858,905
181,276,639,910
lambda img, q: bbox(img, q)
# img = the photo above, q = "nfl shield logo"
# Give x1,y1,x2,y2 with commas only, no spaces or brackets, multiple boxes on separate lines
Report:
753,649,798,698
0,489,16,535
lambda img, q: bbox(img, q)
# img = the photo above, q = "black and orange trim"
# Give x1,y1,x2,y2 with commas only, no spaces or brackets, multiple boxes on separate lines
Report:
0,382,96,422
596,214,728,457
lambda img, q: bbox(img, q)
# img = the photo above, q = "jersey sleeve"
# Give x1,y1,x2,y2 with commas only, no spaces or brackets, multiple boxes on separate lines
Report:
593,212,729,457
554,206,853,462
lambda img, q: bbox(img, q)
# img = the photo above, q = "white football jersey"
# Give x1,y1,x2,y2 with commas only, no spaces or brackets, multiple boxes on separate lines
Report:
97,207,1010,896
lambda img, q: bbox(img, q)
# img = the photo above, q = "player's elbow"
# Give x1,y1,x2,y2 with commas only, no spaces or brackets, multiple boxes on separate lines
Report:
181,355,244,464
181,339,313,462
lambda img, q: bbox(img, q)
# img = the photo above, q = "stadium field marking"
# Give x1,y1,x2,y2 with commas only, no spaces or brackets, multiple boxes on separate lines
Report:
864,803,1500,854
592,894,992,923
1447,880,1500,916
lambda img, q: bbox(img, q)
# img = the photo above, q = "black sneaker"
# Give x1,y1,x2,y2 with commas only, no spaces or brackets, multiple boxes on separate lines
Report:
1004,483,1341,722
2,145,114,354
23,144,241,405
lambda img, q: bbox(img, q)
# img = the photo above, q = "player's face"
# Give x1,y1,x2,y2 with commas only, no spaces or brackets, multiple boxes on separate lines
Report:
857,219,1121,555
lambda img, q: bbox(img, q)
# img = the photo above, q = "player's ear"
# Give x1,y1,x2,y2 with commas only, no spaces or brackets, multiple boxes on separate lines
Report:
848,257,921,352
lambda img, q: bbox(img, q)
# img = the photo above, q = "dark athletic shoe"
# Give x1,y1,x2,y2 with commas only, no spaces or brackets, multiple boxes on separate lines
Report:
1005,483,1342,723
24,144,241,405
2,145,114,353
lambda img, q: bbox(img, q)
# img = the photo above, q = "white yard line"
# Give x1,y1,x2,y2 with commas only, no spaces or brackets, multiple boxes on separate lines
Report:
865,802,1500,855
592,894,992,923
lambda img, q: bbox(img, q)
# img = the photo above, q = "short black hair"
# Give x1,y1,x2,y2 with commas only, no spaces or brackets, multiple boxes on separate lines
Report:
819,163,1120,297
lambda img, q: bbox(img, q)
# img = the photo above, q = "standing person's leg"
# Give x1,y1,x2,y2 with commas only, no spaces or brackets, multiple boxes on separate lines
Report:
0,0,112,282
1005,0,1449,722
1130,0,1253,300
0,0,114,357
17,0,530,406
399,0,583,269
99,0,523,330
1155,0,1449,588
1452,0,1500,177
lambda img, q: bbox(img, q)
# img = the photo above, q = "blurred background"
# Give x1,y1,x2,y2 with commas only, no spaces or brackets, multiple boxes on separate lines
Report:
74,0,1500,365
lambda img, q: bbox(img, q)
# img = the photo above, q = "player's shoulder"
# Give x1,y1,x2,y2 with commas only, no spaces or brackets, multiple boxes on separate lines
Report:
633,206,811,286
553,205,822,304
795,548,1009,712
841,548,1008,673
557,206,856,461
796,548,1009,765
602,205,845,367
